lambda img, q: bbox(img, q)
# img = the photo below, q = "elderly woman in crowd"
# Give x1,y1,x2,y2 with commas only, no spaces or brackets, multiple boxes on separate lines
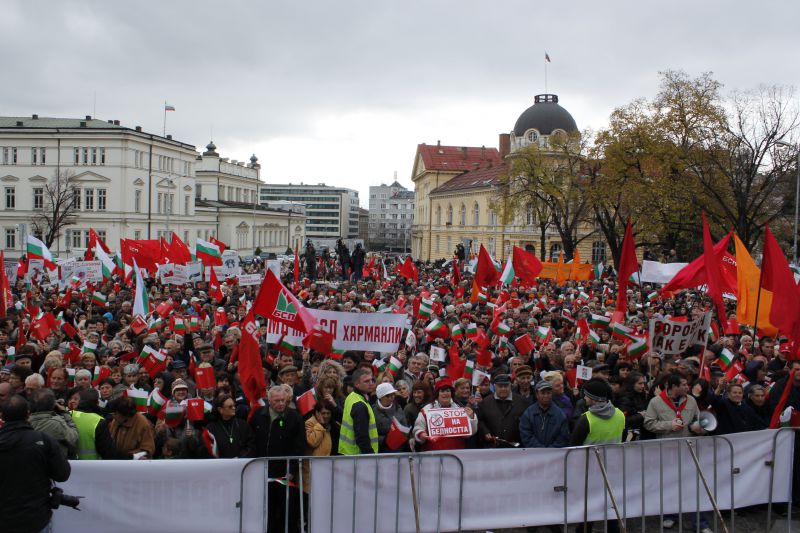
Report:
107,396,156,459
413,377,477,452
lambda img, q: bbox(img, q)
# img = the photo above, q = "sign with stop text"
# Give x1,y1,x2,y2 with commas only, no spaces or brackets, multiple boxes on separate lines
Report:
426,408,472,438
648,312,712,355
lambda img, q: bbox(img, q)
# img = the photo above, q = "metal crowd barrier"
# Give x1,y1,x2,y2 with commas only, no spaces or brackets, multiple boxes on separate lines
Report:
767,427,800,532
236,452,464,533
556,436,736,533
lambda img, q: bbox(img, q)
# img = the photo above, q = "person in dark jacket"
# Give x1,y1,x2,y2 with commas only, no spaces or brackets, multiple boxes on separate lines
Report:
708,382,766,434
373,382,403,452
477,374,530,447
249,385,305,533
519,380,570,448
746,384,771,427
0,394,71,533
204,393,255,459
615,371,651,440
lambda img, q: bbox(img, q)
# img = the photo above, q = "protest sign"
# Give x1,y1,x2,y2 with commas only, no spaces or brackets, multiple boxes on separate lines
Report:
426,408,472,438
185,262,203,284
430,345,447,363
238,273,264,286
649,312,712,355
59,260,102,285
159,264,188,285
3,260,17,285
221,250,240,278
576,365,592,381
265,309,408,352
640,260,688,284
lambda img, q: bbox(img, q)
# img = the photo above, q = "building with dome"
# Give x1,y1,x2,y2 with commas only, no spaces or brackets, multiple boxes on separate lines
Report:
0,115,304,259
410,94,609,264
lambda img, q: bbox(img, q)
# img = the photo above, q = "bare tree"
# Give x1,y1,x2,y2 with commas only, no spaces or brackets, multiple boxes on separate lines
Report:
31,169,79,248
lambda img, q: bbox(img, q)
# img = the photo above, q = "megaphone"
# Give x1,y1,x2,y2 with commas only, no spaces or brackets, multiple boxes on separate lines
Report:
698,410,717,432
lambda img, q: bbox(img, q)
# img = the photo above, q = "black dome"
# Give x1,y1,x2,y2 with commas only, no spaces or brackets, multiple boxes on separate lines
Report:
512,94,578,136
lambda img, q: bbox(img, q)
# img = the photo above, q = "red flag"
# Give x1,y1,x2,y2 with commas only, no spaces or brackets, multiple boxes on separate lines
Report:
770,369,797,428
724,360,744,382
209,236,228,253
194,366,216,390
16,256,27,278
29,313,57,341
61,321,77,339
660,233,733,295
120,239,161,273
155,301,173,319
88,228,110,254
209,268,224,303
616,221,638,314
446,344,466,379
65,343,82,365
294,247,300,286
214,308,228,326
511,246,543,285
168,232,192,264
252,270,316,334
296,389,317,417
385,417,411,451
514,333,535,355
186,398,207,421
302,325,334,355
762,225,800,341
702,213,729,332
475,245,500,288
451,259,461,287
398,256,419,282
473,328,490,349
238,311,267,409
475,348,492,367
0,251,10,319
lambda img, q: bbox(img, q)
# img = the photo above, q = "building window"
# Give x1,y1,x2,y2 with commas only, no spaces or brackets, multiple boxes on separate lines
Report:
97,230,106,243
473,203,480,226
5,228,16,249
71,230,83,249
2,147,17,165
97,189,106,211
592,241,606,264
134,190,142,213
134,230,141,240
184,195,190,215
196,184,202,199
549,243,562,261
157,193,163,214
33,187,43,210
184,231,189,243
168,193,174,214
460,205,466,226
447,205,453,224
527,130,539,143
4,187,15,209
73,148,79,165
39,147,46,165
84,189,94,210
525,203,535,225
72,188,81,209
91,148,97,165
100,148,106,165
31,147,38,165
82,147,88,165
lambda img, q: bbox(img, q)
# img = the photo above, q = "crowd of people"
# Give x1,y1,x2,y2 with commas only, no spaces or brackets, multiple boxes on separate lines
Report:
0,244,798,533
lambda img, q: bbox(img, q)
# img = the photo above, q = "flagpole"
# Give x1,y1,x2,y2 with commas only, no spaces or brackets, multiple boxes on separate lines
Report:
544,54,548,94
163,101,167,137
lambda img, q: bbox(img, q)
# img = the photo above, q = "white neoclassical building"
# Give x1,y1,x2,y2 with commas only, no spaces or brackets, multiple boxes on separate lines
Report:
0,115,304,258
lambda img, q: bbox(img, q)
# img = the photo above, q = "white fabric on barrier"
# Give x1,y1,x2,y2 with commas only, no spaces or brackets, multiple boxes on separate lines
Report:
641,260,688,284
52,430,793,533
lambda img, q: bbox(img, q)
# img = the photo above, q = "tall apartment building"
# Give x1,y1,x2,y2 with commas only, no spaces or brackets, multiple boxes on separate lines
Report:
259,183,359,241
368,180,414,252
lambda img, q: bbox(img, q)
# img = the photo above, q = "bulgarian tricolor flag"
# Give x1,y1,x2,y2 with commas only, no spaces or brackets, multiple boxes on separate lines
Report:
471,368,490,386
387,356,402,377
148,388,168,416
147,317,163,334
611,322,634,341
132,259,149,319
385,417,411,451
590,314,611,329
417,297,433,319
125,388,149,414
424,318,450,339
588,328,601,347
477,289,488,303
278,336,295,356
593,263,604,279
26,235,56,270
625,335,648,359
82,340,98,354
466,323,478,338
95,244,118,280
372,358,387,374
717,347,736,370
496,321,511,335
451,323,464,341
160,401,186,428
195,238,223,267
463,359,475,381
646,291,659,304
90,292,107,308
499,256,515,285
534,326,552,345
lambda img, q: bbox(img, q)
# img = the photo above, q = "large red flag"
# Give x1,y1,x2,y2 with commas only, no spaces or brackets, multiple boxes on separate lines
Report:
85,229,110,261
475,245,500,288
451,259,461,287
168,232,192,264
0,251,10,319
398,256,419,282
209,236,228,254
702,213,729,332
660,233,734,295
511,246,543,285
762,225,800,339
208,268,224,303
252,269,316,334
616,221,638,313
238,311,267,410
120,239,161,273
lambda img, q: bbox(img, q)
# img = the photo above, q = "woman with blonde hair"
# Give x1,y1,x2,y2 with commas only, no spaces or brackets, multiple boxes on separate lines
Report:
544,371,573,420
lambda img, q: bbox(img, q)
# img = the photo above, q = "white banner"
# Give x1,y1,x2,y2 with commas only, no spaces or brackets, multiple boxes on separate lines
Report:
649,312,712,355
59,260,102,285
237,273,264,286
3,259,17,285
158,264,188,285
640,260,688,284
185,261,203,284
265,310,408,352
51,430,793,533
266,260,281,279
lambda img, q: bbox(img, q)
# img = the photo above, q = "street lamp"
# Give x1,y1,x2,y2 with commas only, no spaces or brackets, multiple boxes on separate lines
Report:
777,141,799,264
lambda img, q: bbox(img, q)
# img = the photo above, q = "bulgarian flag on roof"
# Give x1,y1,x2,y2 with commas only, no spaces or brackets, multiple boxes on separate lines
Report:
534,326,552,345
195,238,223,267
26,235,56,270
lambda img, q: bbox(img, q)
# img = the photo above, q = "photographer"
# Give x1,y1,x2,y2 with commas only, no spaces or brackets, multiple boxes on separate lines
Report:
0,394,71,533
29,388,79,459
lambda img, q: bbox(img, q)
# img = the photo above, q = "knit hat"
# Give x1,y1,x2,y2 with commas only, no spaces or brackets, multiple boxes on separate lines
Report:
434,377,454,394
171,378,189,393
582,378,612,402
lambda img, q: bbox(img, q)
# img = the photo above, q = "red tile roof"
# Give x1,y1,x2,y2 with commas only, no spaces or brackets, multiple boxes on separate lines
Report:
417,143,501,172
431,162,508,194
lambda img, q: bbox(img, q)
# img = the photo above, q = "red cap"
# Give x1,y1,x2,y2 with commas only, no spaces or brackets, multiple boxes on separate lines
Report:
434,377,454,393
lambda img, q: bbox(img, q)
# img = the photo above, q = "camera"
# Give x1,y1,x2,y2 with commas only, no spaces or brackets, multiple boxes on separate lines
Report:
49,486,82,511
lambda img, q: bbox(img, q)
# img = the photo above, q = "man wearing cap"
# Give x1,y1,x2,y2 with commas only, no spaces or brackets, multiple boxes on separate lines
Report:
513,365,534,401
477,374,529,448
198,342,226,373
519,380,570,448
339,367,378,455
570,378,625,446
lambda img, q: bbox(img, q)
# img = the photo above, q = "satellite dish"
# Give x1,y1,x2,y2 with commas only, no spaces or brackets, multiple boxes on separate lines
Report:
698,410,717,432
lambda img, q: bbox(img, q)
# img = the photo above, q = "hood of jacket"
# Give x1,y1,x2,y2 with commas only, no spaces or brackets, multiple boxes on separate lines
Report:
588,401,616,419
0,420,33,452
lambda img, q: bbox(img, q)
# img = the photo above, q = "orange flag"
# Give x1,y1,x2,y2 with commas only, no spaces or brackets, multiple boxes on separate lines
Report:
734,234,778,337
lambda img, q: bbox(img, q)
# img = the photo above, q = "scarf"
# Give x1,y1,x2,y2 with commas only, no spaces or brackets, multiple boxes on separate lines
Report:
659,389,688,420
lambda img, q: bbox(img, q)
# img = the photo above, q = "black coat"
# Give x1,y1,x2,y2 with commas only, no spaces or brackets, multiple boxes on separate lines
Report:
477,394,530,447
0,421,71,533
250,407,305,475
709,393,767,434
205,417,255,459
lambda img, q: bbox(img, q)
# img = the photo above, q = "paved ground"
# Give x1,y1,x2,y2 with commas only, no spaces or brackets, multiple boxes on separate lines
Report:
466,506,800,532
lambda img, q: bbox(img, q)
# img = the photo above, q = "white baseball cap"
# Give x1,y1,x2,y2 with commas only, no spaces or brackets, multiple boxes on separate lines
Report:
376,383,398,399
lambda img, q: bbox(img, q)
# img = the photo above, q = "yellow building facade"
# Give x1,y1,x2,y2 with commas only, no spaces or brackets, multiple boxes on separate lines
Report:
411,94,611,264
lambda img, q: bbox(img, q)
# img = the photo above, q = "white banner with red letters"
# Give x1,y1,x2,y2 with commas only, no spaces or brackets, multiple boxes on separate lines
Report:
648,312,712,355
265,309,408,352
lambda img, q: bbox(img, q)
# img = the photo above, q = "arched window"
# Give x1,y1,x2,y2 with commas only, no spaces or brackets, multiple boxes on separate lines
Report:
592,241,607,264
525,203,535,225
549,242,562,261
436,206,441,226
488,238,495,256
460,204,466,226
447,205,453,224
473,203,480,226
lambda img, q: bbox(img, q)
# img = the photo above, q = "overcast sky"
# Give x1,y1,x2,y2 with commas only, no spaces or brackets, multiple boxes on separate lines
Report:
2,1,799,206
